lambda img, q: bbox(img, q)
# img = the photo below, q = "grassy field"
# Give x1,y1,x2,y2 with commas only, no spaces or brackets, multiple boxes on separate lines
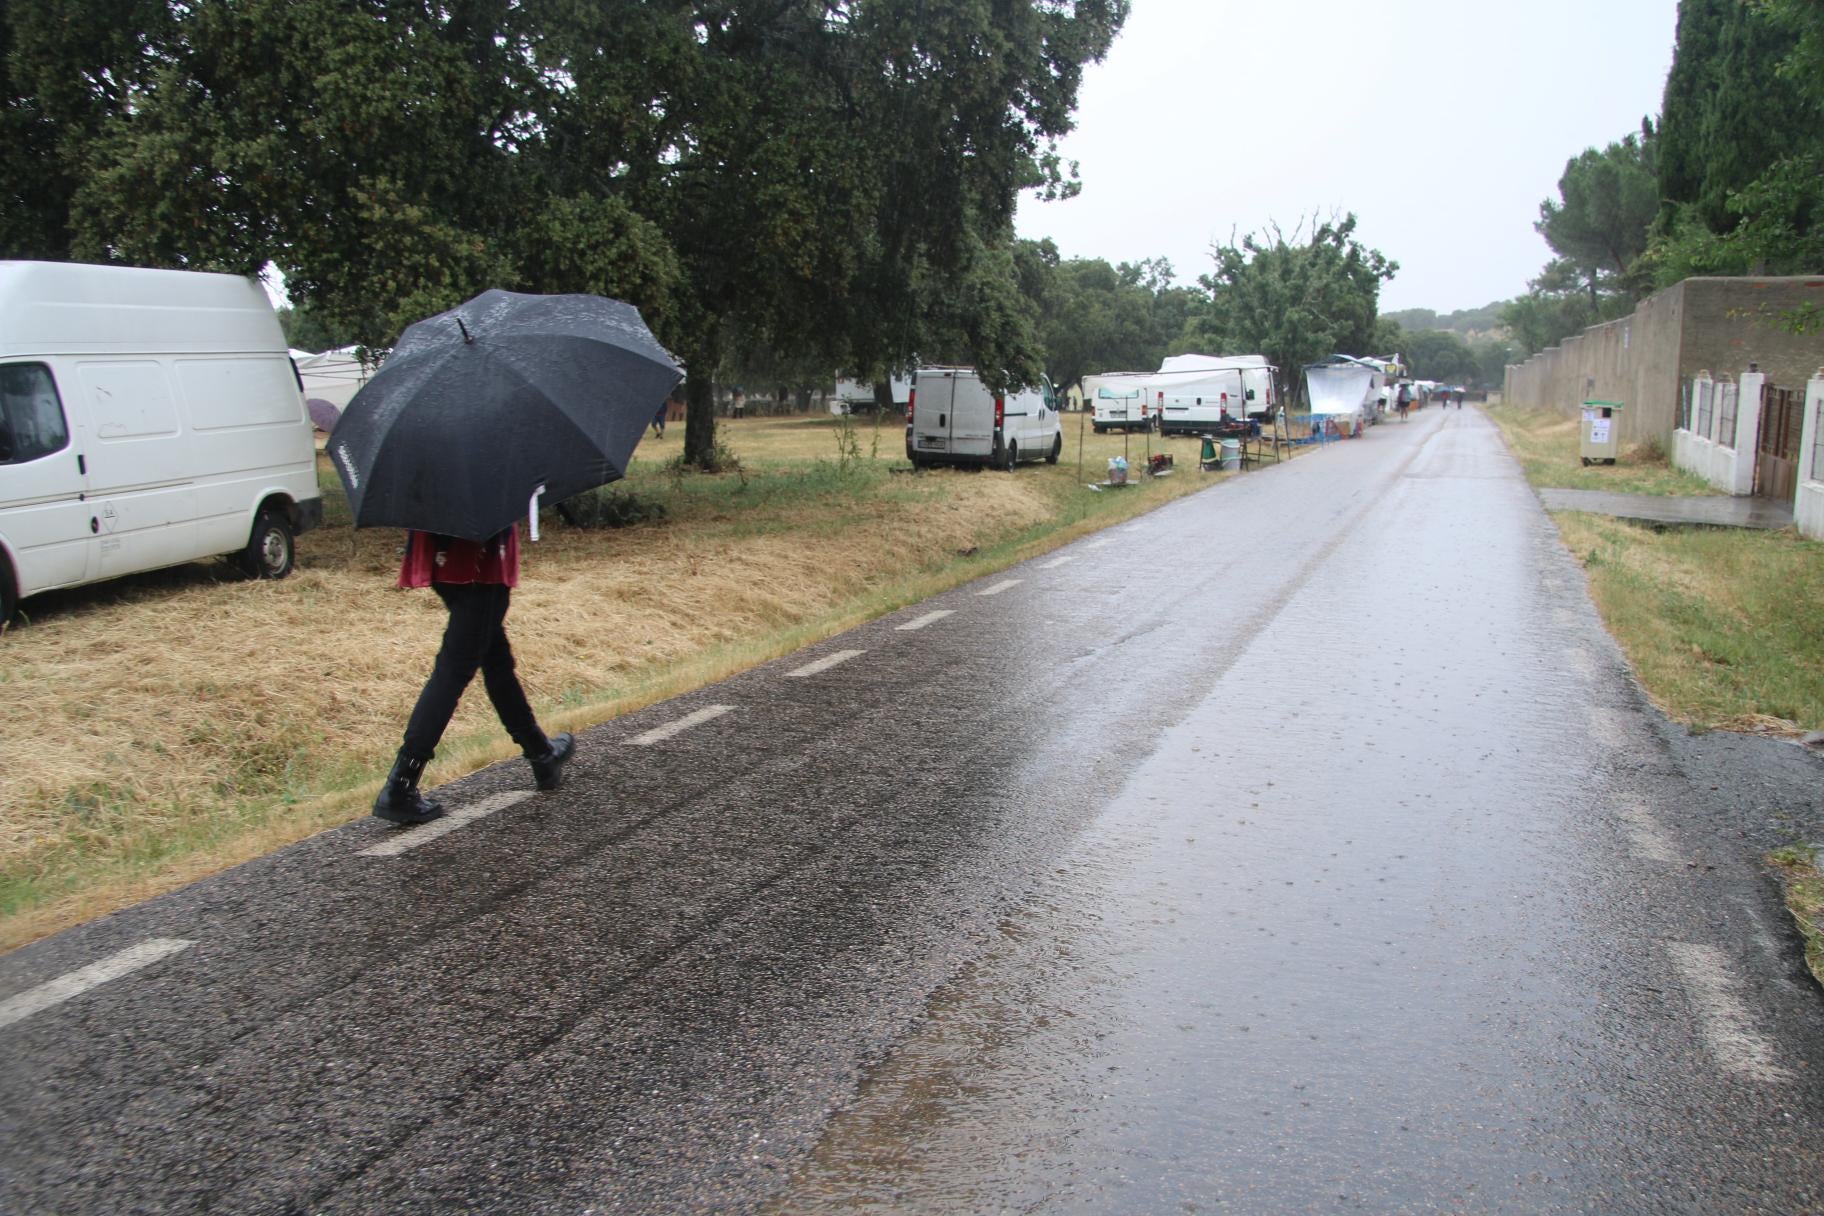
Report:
1485,403,1720,496
0,410,1286,949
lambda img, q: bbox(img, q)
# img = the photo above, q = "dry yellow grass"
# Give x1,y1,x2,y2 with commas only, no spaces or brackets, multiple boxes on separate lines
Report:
1,411,1245,948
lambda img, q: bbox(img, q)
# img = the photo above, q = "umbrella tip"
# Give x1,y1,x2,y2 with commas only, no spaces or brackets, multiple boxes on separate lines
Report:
457,316,474,344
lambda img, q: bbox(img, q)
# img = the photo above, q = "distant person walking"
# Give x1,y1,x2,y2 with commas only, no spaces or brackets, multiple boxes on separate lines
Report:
652,401,667,436
374,526,574,824
731,386,747,420
1396,381,1412,420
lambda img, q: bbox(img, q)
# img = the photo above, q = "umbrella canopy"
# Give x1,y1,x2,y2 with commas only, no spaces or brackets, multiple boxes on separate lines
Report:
305,397,342,433
328,291,680,541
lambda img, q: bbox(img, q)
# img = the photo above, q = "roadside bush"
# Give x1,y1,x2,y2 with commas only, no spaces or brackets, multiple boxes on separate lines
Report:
555,487,667,528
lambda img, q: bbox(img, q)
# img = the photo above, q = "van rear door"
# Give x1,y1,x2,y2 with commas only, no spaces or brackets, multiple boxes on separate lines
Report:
947,372,996,459
911,369,957,455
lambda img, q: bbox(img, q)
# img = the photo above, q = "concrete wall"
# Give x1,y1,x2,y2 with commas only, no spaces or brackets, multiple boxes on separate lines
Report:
1797,374,1824,541
1504,277,1824,453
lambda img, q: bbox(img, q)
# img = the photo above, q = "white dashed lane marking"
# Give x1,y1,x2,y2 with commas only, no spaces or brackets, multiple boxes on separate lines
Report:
789,650,865,678
1086,539,1114,550
360,790,535,858
1041,555,1075,569
1664,941,1794,1084
978,580,1022,597
897,611,954,631
0,938,195,1031
628,704,736,746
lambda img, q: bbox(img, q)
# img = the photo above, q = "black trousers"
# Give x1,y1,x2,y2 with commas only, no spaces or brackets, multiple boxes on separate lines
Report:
402,583,544,761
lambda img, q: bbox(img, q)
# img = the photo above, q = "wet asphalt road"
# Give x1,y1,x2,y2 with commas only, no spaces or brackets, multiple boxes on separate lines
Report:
2,408,1821,1214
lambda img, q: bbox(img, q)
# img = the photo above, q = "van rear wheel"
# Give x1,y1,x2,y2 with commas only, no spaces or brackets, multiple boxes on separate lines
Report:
1002,441,1017,472
238,510,295,580
0,559,15,627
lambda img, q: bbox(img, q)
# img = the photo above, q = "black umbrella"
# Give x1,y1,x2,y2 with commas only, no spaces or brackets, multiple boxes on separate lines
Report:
328,290,681,541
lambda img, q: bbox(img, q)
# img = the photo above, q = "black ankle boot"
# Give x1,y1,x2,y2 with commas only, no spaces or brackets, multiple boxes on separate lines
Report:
373,751,445,824
528,732,575,791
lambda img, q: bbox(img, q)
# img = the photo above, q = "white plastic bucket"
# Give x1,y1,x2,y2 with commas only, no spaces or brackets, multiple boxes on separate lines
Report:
1219,438,1241,470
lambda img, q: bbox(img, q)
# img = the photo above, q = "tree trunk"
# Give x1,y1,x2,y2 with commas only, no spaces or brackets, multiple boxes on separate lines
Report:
873,379,894,414
682,326,720,470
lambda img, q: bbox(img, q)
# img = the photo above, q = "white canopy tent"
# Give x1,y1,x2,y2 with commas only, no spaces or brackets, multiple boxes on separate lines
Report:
294,346,374,410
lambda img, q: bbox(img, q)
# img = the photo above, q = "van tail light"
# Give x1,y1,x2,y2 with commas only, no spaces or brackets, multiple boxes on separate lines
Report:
906,389,915,425
994,395,1005,428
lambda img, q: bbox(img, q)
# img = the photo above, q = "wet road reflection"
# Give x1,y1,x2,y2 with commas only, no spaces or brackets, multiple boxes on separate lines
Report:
772,413,1824,1213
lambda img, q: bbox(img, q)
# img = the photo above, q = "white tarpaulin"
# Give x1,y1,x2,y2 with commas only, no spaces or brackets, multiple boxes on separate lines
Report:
1304,356,1384,417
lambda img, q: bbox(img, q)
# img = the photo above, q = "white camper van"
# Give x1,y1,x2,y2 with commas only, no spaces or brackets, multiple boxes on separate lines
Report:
906,366,1062,470
1085,371,1154,432
1147,354,1277,434
0,261,323,623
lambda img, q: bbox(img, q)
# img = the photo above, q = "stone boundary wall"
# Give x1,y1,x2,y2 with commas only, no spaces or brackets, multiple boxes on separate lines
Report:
1503,277,1824,452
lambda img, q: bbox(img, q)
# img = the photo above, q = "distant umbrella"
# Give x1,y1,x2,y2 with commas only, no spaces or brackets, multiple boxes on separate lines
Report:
328,290,681,541
306,397,342,434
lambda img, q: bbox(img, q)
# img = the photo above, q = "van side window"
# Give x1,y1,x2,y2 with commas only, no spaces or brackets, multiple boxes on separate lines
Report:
0,363,71,464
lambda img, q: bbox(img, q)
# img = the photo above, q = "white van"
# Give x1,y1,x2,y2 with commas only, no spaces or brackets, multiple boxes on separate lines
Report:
1085,371,1154,432
0,261,323,623
906,366,1062,470
1147,354,1277,435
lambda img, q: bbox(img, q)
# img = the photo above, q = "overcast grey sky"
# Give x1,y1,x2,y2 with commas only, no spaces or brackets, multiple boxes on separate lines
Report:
1013,0,1680,313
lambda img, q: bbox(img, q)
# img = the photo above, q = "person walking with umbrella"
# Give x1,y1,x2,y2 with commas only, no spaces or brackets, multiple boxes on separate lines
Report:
330,289,682,825
375,524,573,823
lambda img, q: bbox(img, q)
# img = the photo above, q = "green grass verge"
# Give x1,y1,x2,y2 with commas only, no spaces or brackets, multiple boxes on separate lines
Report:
1486,404,1720,496
1771,845,1824,988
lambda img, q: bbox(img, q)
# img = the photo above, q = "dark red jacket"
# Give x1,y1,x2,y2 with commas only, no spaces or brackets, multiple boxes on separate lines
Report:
397,526,520,589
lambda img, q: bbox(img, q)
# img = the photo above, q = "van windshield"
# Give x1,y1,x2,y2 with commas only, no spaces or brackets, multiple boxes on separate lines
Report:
0,363,70,464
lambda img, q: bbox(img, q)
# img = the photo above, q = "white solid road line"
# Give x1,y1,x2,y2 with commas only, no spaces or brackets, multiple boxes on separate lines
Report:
0,938,195,1031
360,789,535,858
978,579,1022,596
1041,555,1075,569
628,704,736,746
788,649,865,678
896,610,955,631
1664,941,1794,1084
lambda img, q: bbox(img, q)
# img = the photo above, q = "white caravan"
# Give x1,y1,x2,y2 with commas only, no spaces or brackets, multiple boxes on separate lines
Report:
832,374,911,414
1303,355,1386,427
0,261,323,622
1144,354,1277,434
906,366,1062,470
1085,371,1155,432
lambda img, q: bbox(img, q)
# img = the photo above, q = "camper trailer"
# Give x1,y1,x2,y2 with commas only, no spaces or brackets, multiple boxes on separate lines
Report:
0,261,323,623
832,375,911,414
